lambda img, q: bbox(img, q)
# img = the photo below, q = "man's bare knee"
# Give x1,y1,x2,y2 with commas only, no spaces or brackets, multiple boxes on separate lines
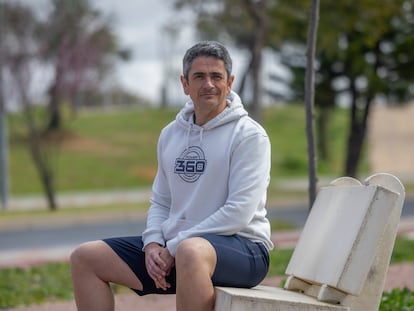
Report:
71,241,98,264
176,238,217,274
72,240,143,291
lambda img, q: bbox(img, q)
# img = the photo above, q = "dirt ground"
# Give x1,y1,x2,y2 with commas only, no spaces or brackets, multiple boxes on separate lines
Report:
5,104,414,311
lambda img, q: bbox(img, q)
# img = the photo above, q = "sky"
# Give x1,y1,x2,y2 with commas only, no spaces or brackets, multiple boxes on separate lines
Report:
90,0,198,104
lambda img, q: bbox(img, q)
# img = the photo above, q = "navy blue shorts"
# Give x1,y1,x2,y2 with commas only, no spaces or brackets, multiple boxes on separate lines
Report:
103,234,269,296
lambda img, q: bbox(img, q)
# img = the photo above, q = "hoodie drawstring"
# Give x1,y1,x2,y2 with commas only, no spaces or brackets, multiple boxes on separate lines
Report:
199,128,204,149
186,124,192,150
186,123,204,150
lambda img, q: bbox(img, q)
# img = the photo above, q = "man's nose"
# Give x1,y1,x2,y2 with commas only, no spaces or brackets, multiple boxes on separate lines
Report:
203,77,214,87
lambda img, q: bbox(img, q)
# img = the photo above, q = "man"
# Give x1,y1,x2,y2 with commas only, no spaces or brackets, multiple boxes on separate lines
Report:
70,41,273,311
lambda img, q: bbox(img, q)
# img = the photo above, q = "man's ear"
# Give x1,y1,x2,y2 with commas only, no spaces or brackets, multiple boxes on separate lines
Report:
180,76,189,95
227,75,235,94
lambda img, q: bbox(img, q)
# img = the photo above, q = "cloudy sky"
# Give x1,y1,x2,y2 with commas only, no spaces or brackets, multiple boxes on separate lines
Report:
89,0,250,104
90,0,198,104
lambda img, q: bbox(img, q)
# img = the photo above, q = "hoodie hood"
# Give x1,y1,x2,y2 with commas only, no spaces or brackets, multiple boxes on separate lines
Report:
175,90,248,131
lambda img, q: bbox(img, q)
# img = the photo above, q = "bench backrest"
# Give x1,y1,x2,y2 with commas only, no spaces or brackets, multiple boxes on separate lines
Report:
284,173,405,310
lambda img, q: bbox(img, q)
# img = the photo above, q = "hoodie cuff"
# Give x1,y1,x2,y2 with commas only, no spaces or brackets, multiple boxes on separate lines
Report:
142,234,165,252
166,239,178,257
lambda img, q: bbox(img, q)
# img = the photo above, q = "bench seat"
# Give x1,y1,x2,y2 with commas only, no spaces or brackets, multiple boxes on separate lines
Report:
215,285,349,311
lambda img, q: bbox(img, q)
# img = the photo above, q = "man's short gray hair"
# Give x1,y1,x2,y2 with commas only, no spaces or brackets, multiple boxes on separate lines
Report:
182,41,232,81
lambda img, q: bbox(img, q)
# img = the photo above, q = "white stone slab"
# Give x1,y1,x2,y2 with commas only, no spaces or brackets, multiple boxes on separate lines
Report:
285,184,398,295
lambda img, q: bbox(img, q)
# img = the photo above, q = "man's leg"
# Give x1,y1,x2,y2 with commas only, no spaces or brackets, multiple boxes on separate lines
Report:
70,240,143,311
175,237,217,311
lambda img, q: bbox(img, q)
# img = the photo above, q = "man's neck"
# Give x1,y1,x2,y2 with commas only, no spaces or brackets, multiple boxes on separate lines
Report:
193,104,227,126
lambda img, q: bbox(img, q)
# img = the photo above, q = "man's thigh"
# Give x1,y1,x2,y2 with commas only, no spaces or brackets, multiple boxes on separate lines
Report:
201,234,270,288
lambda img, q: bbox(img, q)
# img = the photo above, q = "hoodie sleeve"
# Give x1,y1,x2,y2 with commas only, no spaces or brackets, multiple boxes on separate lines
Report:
141,131,171,250
166,128,271,255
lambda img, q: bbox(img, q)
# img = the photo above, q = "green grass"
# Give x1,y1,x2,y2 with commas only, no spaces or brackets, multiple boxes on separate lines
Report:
380,288,414,311
1,236,413,308
8,107,179,194
0,262,73,308
390,237,414,263
263,105,354,177
7,105,353,196
268,248,294,277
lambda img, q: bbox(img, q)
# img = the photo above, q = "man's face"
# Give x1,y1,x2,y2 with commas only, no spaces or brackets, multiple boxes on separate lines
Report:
181,56,234,123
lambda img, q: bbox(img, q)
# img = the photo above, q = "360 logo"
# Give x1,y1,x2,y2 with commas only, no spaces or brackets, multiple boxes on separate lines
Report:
174,146,207,183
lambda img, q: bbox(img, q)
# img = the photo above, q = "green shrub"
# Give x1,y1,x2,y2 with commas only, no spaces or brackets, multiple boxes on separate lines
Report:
380,288,414,311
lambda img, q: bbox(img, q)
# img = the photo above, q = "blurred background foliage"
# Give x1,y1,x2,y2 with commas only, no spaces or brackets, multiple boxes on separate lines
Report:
1,0,414,209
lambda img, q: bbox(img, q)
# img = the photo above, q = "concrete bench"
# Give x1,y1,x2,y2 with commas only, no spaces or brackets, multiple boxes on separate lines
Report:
215,173,405,311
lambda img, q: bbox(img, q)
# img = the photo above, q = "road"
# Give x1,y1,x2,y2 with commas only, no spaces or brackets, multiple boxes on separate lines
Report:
1,204,305,254
0,199,413,268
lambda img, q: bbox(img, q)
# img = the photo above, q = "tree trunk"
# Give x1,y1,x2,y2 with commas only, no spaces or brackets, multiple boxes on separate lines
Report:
16,73,57,210
305,0,320,210
250,37,263,121
344,82,373,177
237,56,253,100
241,0,267,122
25,111,57,210
46,50,65,132
47,80,62,132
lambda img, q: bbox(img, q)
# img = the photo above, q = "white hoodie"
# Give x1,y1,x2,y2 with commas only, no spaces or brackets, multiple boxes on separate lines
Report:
142,91,273,256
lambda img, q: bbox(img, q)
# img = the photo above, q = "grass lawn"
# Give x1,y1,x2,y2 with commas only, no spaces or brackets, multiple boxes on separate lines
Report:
8,107,178,194
7,105,357,196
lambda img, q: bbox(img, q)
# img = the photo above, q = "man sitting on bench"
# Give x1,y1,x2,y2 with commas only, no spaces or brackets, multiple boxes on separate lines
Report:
70,41,274,311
